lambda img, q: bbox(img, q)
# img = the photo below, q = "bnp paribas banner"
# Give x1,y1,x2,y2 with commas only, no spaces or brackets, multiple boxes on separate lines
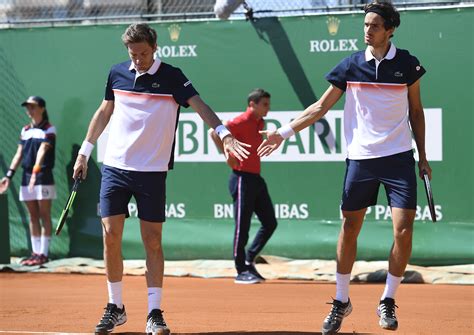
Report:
0,7,472,259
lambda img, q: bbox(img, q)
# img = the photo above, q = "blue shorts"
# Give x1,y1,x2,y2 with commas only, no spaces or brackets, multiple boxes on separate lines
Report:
100,165,167,222
341,150,417,211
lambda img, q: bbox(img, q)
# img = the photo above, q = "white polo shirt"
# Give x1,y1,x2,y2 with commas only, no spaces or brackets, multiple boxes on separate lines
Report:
326,43,426,159
103,58,198,171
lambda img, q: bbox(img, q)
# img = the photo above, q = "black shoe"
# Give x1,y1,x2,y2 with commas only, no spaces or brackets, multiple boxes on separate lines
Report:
321,298,352,335
146,309,170,334
246,262,266,281
95,303,127,333
234,270,262,284
377,297,398,330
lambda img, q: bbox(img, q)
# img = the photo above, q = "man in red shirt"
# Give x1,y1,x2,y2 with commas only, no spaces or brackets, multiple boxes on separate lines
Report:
210,88,278,284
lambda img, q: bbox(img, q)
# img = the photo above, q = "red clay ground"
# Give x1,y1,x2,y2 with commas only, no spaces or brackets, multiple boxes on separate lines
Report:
0,273,472,334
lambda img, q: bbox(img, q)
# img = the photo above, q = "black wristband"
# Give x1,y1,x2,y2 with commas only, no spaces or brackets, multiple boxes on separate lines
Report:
6,169,15,179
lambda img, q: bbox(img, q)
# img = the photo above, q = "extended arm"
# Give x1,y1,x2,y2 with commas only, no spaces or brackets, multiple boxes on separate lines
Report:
258,85,343,156
188,95,250,161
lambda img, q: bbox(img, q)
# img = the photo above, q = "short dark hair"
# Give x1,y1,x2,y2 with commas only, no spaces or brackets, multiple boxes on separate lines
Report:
247,88,271,106
364,1,400,31
122,23,157,47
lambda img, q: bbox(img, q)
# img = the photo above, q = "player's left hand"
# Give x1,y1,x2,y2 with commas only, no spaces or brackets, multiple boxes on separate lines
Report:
418,158,432,180
222,136,250,161
257,130,284,157
28,173,36,192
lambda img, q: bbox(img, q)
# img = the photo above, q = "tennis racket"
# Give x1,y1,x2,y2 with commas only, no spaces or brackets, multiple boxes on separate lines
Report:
55,174,82,235
422,171,436,223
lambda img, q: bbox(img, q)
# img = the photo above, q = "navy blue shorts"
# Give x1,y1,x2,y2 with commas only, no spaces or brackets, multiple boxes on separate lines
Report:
341,150,417,211
100,165,167,222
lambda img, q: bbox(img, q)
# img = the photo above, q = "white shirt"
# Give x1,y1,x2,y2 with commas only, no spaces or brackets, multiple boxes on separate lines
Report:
343,44,414,159
103,58,197,171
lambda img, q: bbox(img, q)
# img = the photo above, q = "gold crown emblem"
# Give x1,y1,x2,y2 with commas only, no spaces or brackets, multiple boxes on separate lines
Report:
326,16,340,36
168,24,181,42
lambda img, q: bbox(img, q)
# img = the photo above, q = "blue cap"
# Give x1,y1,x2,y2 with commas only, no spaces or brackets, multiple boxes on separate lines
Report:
21,96,46,108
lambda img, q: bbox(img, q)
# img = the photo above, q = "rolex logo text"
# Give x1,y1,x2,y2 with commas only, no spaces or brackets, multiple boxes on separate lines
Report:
309,16,358,53
309,39,358,53
156,45,197,58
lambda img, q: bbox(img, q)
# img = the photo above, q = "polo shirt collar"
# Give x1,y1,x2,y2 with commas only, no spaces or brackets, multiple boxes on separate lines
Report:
129,57,162,76
365,42,396,62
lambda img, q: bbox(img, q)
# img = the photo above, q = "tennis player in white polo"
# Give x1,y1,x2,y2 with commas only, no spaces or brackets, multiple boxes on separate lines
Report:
72,23,250,334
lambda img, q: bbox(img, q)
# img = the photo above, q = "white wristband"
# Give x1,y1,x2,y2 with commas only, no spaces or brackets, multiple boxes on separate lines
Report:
277,124,295,139
78,140,94,161
215,124,231,141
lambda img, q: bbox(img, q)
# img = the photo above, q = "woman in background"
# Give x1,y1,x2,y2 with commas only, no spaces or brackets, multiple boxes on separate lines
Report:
0,96,56,266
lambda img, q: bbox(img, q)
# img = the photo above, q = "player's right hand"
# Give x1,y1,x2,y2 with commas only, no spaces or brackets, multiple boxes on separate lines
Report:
0,177,9,194
257,130,284,156
73,154,88,180
418,159,432,180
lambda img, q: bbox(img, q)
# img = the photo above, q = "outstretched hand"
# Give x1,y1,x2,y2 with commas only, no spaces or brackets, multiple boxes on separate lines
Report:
222,136,251,161
257,130,284,157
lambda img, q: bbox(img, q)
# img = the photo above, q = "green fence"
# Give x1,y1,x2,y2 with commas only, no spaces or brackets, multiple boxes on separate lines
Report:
0,7,473,264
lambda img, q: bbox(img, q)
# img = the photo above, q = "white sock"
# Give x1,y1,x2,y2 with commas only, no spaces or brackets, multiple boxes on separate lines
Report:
148,287,162,314
107,280,123,309
335,272,351,303
381,272,403,300
40,236,51,256
31,236,41,254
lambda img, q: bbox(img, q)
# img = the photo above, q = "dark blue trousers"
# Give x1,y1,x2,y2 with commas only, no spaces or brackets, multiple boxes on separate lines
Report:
229,170,278,274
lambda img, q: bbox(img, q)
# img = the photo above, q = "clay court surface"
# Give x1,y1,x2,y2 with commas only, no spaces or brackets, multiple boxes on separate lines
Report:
0,273,472,334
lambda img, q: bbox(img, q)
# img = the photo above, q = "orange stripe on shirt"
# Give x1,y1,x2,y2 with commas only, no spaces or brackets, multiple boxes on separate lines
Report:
113,89,174,100
347,81,407,90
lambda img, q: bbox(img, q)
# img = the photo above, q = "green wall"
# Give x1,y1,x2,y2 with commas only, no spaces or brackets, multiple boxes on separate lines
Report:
0,7,472,264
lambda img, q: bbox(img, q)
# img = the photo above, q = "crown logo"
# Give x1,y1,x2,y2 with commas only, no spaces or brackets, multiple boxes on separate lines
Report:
326,16,340,36
168,24,181,42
